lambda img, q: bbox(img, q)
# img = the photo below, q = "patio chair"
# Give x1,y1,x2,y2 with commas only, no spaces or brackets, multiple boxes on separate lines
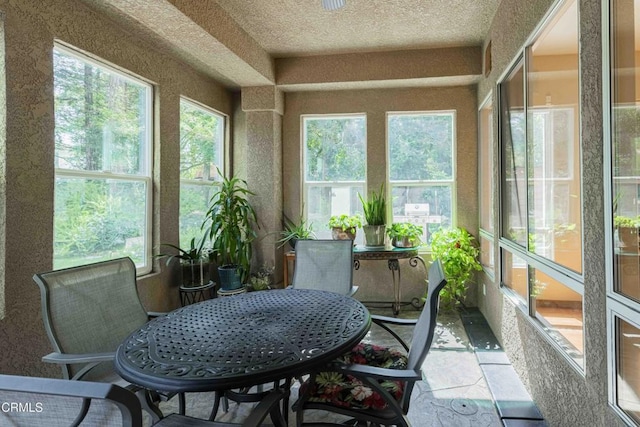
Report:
0,374,287,427
291,239,358,296
293,259,447,427
32,257,181,421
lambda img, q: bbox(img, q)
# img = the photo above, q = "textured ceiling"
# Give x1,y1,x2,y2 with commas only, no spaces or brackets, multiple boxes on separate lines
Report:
81,0,500,89
215,0,500,57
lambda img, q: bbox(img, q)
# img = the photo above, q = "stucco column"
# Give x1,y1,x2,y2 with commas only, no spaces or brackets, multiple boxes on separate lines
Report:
240,86,284,285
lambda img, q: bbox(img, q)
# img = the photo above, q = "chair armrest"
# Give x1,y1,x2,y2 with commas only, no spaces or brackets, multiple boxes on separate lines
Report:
333,363,422,382
370,315,416,352
147,311,168,319
371,314,418,326
42,352,115,365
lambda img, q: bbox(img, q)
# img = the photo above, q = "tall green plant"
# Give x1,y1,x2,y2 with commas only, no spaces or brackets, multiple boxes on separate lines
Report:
358,185,386,226
430,227,482,311
203,172,257,283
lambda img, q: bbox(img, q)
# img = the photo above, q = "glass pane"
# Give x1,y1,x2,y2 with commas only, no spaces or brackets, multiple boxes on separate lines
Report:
527,0,582,274
479,100,494,233
502,249,528,302
611,0,640,302
531,269,583,366
53,48,150,175
616,317,640,424
306,184,364,245
180,100,224,181
390,185,452,245
304,116,366,182
388,113,454,181
53,177,147,269
180,183,219,249
500,61,527,246
480,235,494,276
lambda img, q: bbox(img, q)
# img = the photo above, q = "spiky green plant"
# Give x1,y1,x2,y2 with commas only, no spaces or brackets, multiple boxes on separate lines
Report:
358,185,386,226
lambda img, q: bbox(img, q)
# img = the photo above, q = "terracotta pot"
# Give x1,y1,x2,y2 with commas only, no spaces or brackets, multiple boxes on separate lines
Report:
331,227,356,241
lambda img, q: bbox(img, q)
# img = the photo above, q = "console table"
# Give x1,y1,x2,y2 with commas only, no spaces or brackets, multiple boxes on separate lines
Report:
284,245,427,314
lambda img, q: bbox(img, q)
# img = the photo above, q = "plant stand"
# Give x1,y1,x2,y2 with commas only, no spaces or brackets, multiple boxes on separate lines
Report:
180,281,217,306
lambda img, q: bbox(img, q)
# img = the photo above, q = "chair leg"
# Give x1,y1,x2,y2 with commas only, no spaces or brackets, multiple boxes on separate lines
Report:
178,392,186,415
135,389,163,423
209,391,222,421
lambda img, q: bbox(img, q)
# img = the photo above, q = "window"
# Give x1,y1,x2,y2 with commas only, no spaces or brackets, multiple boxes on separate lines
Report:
387,112,454,245
479,95,495,275
302,115,366,240
498,0,583,366
607,0,640,424
53,45,152,273
179,98,225,248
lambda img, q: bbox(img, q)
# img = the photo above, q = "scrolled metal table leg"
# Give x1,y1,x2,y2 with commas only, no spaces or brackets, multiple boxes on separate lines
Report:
388,258,401,315
409,256,428,309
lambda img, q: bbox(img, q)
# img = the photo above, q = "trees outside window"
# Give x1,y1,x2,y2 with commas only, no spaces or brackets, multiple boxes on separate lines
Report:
179,99,225,248
387,112,455,245
53,44,152,273
303,115,366,241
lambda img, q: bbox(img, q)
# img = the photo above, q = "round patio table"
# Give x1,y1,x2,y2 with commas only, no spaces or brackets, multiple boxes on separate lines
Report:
114,288,370,393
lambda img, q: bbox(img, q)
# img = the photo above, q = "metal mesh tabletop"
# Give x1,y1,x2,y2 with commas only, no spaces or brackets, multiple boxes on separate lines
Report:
115,289,370,393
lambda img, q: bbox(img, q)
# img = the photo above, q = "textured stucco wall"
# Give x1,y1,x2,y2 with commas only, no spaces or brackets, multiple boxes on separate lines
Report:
476,0,623,425
283,86,478,305
0,0,232,377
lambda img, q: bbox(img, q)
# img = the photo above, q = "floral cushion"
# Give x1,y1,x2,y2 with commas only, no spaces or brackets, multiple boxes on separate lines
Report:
303,342,408,410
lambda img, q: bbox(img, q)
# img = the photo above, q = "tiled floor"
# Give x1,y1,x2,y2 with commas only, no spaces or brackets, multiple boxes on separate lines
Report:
155,307,504,426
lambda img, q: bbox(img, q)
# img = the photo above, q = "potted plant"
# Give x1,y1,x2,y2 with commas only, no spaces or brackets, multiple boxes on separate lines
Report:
157,237,212,288
277,214,316,250
328,214,362,241
358,185,387,247
203,172,258,291
614,215,640,249
248,264,275,291
430,227,482,311
386,222,423,248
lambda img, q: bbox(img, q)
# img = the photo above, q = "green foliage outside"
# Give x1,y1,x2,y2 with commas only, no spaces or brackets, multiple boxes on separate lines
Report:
429,227,482,311
53,48,149,268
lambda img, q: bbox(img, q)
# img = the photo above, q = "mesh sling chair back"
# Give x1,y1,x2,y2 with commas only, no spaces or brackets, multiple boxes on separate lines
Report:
293,259,447,427
291,239,358,296
32,257,149,382
0,374,287,427
32,257,177,421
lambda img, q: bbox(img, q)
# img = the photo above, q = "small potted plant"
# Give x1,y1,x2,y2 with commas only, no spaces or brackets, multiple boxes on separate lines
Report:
248,264,275,291
386,222,423,248
157,237,212,288
328,214,362,241
614,215,640,249
358,185,386,247
277,214,316,250
430,227,482,311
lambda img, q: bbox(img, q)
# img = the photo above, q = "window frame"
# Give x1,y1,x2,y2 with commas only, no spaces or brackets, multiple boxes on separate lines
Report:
497,0,584,371
386,110,457,249
479,93,495,277
53,42,153,275
603,0,640,424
